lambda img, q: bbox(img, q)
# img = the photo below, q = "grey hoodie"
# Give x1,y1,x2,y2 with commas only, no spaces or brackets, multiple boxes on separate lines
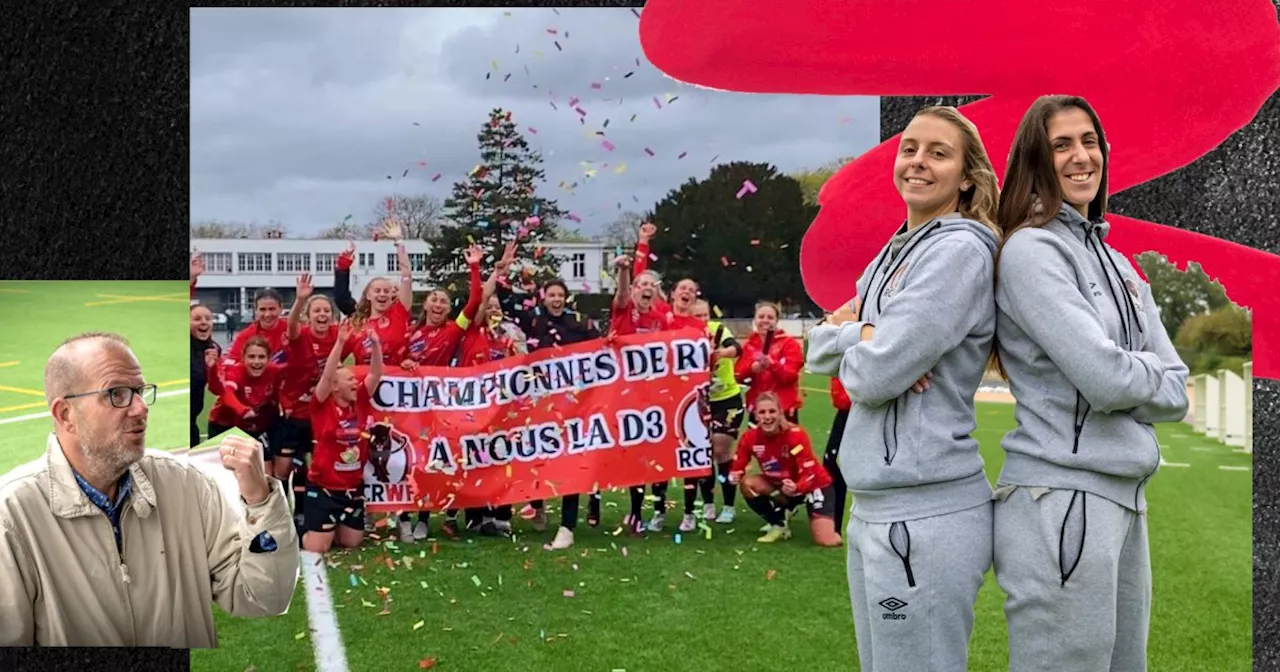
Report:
807,214,997,524
994,202,1189,512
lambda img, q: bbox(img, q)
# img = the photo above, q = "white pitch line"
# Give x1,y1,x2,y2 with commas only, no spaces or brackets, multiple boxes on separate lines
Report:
184,447,352,672
0,389,189,425
1218,465,1250,472
300,550,351,672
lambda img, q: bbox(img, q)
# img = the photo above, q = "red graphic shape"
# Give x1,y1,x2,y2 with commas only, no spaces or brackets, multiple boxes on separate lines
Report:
639,0,1280,378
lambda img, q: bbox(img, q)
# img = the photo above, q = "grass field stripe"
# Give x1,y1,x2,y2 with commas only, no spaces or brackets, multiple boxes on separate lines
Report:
84,294,194,308
0,288,29,294
0,401,45,413
0,389,189,425
0,385,46,398
300,550,352,672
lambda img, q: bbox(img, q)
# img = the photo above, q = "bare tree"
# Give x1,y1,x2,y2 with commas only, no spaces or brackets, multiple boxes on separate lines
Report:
190,219,254,238
317,219,370,240
190,219,290,239
600,211,644,248
373,194,445,240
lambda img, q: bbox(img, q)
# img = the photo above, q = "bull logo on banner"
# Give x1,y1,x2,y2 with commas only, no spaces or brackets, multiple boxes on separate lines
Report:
363,421,417,506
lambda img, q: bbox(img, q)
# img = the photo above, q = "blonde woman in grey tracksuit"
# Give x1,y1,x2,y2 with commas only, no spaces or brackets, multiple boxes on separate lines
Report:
807,105,1001,672
993,94,1189,672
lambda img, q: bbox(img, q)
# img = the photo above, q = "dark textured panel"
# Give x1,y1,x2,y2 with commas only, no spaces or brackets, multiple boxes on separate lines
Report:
0,2,188,282
884,92,1275,667
1256,381,1279,670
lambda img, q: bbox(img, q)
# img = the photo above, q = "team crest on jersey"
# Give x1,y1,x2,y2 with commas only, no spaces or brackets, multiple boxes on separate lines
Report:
884,264,911,298
1123,278,1143,309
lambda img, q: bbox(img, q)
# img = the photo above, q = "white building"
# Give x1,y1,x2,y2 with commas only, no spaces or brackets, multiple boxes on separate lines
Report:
190,238,618,313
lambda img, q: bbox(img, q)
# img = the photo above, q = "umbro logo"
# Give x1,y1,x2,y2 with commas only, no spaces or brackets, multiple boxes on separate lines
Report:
879,596,908,620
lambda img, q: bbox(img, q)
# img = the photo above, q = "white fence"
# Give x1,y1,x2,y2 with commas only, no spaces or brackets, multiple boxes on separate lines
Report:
1189,362,1253,453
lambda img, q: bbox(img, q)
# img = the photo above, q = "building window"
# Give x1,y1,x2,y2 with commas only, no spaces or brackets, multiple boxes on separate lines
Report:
278,253,311,273
408,253,428,273
202,252,233,274
358,253,375,269
238,253,272,273
570,253,586,280
386,253,399,273
315,253,337,273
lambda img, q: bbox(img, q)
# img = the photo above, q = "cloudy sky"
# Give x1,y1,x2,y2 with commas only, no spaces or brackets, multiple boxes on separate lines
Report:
191,8,880,237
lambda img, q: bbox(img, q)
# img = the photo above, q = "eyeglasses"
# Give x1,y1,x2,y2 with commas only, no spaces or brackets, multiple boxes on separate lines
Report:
64,384,158,409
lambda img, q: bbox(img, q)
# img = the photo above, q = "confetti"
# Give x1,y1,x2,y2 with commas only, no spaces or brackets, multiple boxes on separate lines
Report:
652,97,663,110
644,147,655,156
601,139,616,151
563,590,575,598
736,180,759,199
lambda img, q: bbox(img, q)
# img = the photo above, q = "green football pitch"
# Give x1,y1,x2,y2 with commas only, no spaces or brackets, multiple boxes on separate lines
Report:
189,373,1253,672
0,280,191,474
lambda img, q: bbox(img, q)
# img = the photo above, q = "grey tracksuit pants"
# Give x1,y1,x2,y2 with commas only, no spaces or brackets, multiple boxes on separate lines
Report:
993,486,1152,672
847,501,993,671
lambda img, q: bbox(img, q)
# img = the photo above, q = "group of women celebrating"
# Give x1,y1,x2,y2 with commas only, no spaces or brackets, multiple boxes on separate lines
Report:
188,217,847,557
807,95,1188,671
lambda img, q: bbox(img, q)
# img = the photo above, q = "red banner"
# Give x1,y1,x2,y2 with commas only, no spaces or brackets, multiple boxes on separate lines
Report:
355,328,715,512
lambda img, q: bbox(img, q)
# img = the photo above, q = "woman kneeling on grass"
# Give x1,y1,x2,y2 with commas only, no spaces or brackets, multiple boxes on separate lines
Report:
301,323,383,553
728,393,842,546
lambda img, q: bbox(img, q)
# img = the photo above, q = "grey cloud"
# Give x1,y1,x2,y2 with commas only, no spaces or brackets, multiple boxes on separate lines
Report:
191,8,881,235
439,9,673,102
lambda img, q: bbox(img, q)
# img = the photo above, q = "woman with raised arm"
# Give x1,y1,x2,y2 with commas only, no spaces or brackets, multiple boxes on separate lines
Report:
991,95,1189,672
301,323,383,553
342,242,414,367
394,244,503,541
646,279,715,534
805,105,1002,672
607,254,678,535
277,272,340,526
433,243,518,539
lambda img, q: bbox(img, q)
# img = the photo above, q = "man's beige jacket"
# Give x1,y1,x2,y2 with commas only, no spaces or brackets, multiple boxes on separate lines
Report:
0,434,300,647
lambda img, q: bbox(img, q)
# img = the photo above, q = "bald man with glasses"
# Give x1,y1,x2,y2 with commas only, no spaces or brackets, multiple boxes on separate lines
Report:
0,332,299,647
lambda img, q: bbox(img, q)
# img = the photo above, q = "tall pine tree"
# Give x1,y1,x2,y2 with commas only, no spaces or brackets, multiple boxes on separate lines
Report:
424,108,567,302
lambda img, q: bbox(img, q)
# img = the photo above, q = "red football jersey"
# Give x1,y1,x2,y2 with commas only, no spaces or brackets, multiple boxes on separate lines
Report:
346,301,411,366
208,362,286,436
308,383,372,491
668,313,706,331
731,426,832,494
227,320,290,366
610,299,675,335
279,326,339,420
